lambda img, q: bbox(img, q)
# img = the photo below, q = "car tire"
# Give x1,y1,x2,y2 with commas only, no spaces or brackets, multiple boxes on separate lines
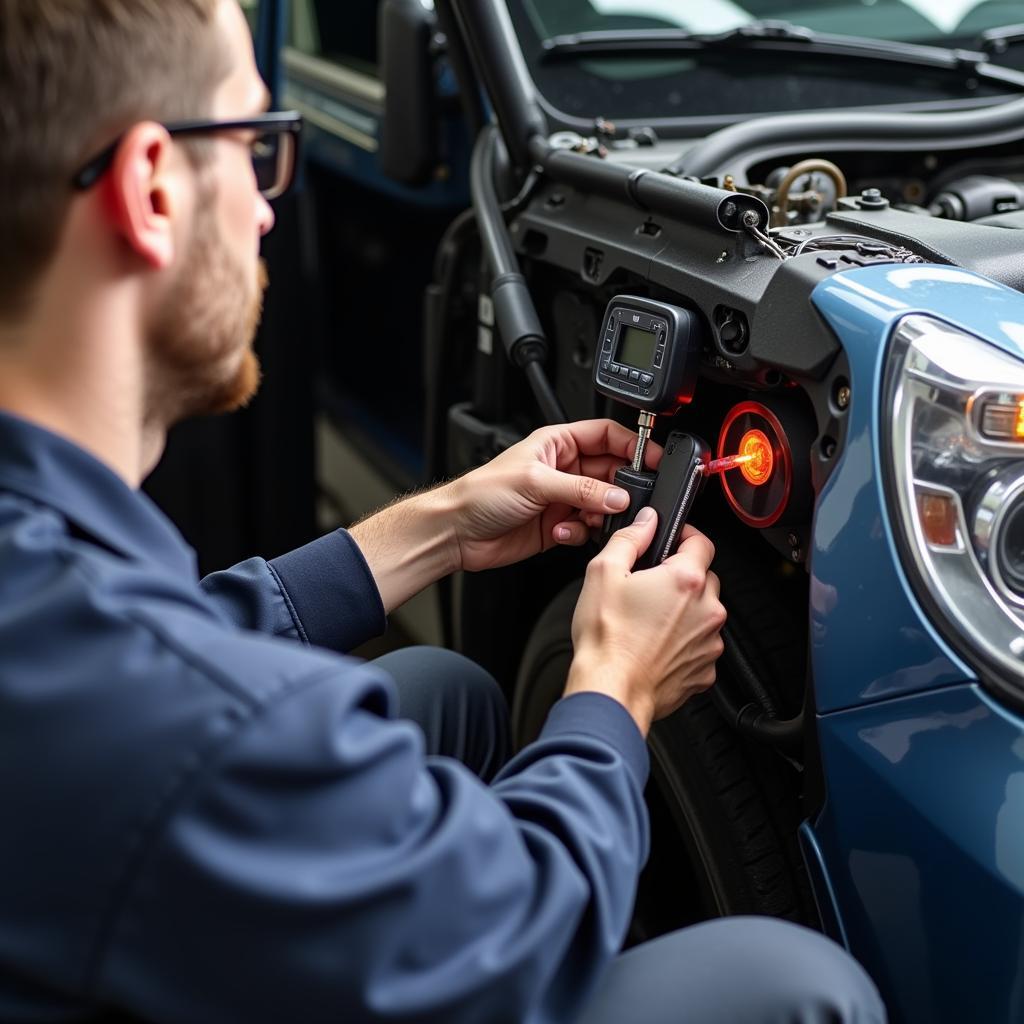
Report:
512,573,819,938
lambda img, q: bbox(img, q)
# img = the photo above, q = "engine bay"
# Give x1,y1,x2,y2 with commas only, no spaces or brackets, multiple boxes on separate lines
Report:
493,135,1024,567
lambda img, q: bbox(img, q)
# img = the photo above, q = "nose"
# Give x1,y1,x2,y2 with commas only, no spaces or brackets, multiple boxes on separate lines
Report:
257,192,276,237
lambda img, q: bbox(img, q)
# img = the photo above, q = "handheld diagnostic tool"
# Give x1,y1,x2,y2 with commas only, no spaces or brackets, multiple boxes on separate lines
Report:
595,296,702,416
595,297,761,555
595,296,703,479
596,296,706,546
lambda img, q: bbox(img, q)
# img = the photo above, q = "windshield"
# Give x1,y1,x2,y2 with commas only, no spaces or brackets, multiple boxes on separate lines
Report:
507,1,1024,127
522,1,1021,45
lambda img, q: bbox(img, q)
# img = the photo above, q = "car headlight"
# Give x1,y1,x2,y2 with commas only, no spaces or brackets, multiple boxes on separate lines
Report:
884,314,1024,701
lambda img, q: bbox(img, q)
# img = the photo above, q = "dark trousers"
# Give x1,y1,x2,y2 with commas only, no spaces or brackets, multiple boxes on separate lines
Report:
373,647,887,1024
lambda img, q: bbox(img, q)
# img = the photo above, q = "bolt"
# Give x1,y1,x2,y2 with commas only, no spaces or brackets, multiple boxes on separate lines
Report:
723,201,738,220
742,209,760,228
836,384,851,409
858,188,888,210
787,533,799,548
822,440,837,459
791,548,802,562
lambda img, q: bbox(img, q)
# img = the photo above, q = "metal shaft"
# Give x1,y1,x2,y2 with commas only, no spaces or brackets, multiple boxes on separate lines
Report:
632,410,656,471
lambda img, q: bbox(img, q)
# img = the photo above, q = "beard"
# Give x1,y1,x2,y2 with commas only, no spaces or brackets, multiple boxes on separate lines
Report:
146,187,267,427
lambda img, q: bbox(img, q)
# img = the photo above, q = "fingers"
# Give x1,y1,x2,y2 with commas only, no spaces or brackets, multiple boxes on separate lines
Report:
553,419,639,461
532,465,632,515
552,519,590,546
546,418,665,466
599,506,657,570
668,526,716,572
629,434,664,471
578,454,631,485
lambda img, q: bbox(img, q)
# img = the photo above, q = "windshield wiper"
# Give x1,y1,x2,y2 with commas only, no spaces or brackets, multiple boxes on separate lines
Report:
978,23,1024,55
540,20,1024,91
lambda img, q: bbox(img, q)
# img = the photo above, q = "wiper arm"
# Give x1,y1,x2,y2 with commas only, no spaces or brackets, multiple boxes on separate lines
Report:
540,20,1024,91
978,23,1024,55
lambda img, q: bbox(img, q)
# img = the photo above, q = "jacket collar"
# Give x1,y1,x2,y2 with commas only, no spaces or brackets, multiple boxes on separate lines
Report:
0,410,197,578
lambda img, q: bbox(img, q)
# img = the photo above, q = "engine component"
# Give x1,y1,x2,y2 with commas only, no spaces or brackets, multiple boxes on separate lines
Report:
770,159,848,226
929,174,1024,221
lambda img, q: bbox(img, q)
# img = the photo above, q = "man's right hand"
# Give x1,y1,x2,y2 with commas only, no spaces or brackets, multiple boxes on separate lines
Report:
564,507,726,737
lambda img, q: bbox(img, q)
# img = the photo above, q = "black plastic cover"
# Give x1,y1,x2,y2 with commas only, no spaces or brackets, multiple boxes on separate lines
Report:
636,432,711,569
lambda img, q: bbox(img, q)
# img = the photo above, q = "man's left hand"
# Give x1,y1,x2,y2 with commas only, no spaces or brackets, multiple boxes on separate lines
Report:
449,419,664,573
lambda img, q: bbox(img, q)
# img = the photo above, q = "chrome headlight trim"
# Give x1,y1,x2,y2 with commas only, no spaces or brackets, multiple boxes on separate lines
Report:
884,315,1024,704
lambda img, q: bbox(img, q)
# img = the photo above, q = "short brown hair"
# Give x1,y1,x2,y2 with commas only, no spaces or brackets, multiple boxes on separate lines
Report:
0,0,230,319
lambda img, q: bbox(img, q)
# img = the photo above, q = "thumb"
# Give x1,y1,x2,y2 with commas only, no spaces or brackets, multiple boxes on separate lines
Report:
602,506,658,570
535,465,631,514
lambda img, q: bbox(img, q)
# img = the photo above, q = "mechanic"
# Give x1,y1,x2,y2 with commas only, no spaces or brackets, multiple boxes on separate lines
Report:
0,2,885,1022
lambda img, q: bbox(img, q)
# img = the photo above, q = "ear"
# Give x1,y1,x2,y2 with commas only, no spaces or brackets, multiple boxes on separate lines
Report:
102,123,187,271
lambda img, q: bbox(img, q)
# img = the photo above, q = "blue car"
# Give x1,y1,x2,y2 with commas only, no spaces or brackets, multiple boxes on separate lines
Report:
243,2,1024,1020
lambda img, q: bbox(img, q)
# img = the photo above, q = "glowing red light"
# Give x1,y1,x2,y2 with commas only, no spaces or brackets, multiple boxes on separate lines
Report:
738,430,773,486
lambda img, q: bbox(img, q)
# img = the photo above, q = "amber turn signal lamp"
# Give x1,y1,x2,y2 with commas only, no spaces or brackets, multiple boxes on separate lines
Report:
917,492,958,547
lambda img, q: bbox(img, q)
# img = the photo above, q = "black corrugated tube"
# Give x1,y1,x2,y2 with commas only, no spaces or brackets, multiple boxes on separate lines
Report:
470,125,566,425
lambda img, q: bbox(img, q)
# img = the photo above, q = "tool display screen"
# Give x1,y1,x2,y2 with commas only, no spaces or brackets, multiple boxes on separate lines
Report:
616,325,657,368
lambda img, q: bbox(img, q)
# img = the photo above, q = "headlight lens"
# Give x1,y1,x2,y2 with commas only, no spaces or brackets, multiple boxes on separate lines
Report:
884,315,1024,695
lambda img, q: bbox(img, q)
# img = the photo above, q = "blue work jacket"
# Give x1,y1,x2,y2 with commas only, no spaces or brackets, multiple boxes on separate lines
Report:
0,411,649,1024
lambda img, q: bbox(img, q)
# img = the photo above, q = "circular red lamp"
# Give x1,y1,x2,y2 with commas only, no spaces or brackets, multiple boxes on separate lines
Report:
717,402,794,528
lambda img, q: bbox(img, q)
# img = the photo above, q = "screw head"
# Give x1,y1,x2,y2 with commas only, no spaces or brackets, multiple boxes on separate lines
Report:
836,384,851,410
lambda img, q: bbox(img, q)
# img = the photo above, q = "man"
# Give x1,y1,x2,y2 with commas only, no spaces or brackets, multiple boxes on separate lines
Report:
0,1,885,1021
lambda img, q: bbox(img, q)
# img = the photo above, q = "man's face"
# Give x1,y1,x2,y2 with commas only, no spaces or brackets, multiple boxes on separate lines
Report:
148,0,276,423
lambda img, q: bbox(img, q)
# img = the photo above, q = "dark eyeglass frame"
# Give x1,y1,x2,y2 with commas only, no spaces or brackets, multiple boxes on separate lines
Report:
71,110,304,199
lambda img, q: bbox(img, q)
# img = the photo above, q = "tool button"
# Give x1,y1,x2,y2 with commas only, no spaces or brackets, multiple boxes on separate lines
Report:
610,363,620,374
640,373,653,386
629,369,640,382
653,351,663,368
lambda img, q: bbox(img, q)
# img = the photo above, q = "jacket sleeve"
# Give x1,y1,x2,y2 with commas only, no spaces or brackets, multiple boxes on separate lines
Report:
199,528,387,653
94,666,649,1024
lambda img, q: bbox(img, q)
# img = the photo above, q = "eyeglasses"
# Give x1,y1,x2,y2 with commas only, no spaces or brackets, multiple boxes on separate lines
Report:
71,110,304,200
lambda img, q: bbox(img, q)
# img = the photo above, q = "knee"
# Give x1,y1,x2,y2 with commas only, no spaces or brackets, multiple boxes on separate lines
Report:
591,917,886,1024
382,645,505,708
373,645,508,729
690,917,886,1023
